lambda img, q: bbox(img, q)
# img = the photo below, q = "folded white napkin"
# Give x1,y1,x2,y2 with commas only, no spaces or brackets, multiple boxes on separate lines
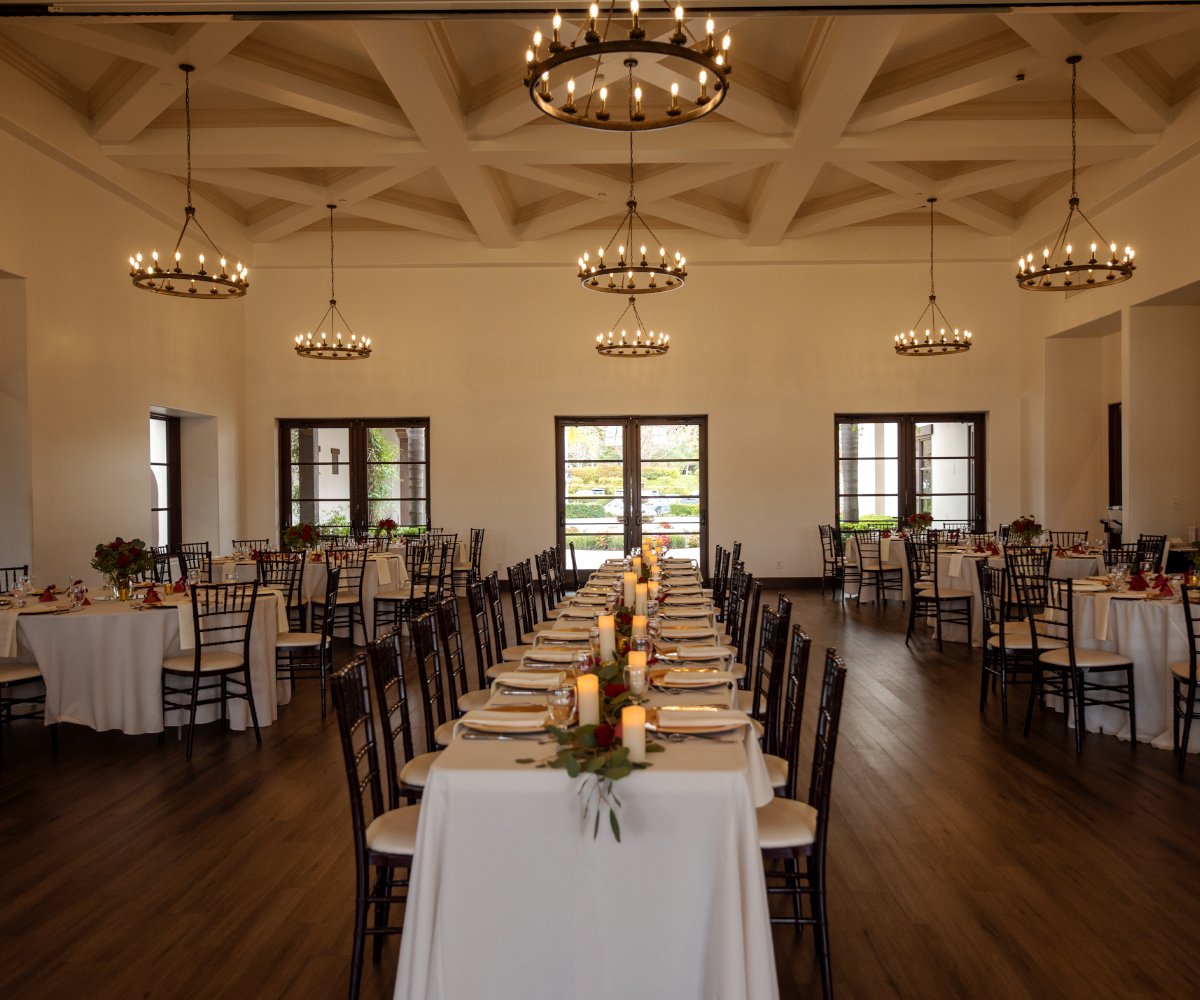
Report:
372,556,392,588
662,596,710,607
558,609,599,622
948,554,965,577
653,707,749,730
492,671,565,690
663,645,730,662
0,610,18,658
521,649,580,666
1091,593,1113,641
570,595,609,606
534,629,591,645
666,585,703,594
461,707,549,730
659,607,714,620
659,625,718,640
661,669,736,687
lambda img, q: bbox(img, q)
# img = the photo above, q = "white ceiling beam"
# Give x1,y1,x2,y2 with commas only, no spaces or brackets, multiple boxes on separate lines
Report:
248,203,328,243
933,197,1015,236
352,198,477,240
92,23,257,143
850,50,1057,134
641,196,746,240
997,13,1087,58
747,16,903,247
24,22,176,68
1086,10,1200,59
355,21,515,248
833,118,1157,162
206,55,413,138
787,192,913,239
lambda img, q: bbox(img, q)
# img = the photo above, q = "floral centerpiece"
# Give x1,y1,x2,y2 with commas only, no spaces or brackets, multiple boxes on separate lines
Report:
906,511,933,533
1009,514,1043,545
517,654,663,841
375,517,398,540
91,537,154,600
283,522,318,551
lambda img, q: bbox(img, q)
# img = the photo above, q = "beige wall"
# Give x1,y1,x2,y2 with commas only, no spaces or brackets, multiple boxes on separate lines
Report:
0,132,246,586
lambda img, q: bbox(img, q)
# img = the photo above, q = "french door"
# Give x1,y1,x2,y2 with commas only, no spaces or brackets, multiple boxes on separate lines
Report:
835,413,986,531
556,417,707,573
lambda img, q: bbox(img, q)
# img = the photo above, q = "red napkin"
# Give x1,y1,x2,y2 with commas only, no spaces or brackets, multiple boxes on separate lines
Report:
143,585,162,605
1072,544,1084,554
38,587,57,603
1129,573,1148,592
172,577,187,594
987,542,1000,555
881,530,891,539
1055,547,1067,557
81,596,92,606
311,552,324,563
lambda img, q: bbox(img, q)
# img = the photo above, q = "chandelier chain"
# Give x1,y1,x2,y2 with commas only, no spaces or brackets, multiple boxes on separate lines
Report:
929,199,935,299
183,67,193,207
329,205,336,302
1070,58,1078,200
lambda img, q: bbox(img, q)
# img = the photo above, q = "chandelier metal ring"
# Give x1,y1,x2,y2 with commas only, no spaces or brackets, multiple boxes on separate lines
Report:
1016,55,1135,292
129,64,249,299
524,4,730,132
595,295,670,357
895,198,972,357
294,205,372,361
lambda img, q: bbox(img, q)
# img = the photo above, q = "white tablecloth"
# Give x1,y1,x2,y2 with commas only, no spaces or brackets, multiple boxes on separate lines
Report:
1066,593,1197,753
395,686,778,1000
1,593,288,735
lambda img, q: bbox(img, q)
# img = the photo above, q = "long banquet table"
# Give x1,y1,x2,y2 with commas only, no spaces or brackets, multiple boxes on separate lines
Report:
394,560,779,1000
0,592,289,734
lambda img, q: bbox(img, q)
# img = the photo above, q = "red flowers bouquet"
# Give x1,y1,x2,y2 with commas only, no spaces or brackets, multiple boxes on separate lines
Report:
376,517,398,538
907,511,933,532
91,537,154,582
283,522,317,551
1009,514,1043,545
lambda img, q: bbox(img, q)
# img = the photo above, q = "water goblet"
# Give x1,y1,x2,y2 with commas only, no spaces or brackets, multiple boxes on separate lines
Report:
588,626,601,659
623,662,648,705
628,635,652,657
546,685,576,730
572,649,596,676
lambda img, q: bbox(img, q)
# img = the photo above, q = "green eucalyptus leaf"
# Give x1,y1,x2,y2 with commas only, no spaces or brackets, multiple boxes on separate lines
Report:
607,762,632,781
514,757,534,764
610,809,621,842
646,742,666,753
565,754,581,778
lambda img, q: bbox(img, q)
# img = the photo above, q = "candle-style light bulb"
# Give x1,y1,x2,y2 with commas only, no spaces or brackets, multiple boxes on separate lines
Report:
706,18,714,48
633,84,643,120
698,69,709,103
669,81,680,114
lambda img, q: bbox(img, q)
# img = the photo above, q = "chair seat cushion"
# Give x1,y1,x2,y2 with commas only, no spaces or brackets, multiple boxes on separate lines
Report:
400,751,441,789
917,587,974,600
0,662,42,685
275,631,322,648
163,651,244,673
457,689,491,712
735,689,759,714
757,796,818,850
532,621,556,632
521,631,539,645
333,591,362,606
763,753,788,790
375,588,434,602
1168,661,1198,682
1040,647,1133,670
987,634,1065,651
434,719,457,747
365,805,421,856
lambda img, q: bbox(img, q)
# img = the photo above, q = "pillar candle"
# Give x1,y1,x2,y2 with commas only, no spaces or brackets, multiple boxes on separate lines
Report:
634,583,648,615
623,572,637,606
631,614,647,637
597,614,616,661
647,581,660,602
577,673,599,726
622,705,646,763
645,549,658,566
626,650,647,668
632,556,642,576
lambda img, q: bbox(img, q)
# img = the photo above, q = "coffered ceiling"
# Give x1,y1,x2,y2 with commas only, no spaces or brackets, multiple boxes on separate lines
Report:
2,2,1199,248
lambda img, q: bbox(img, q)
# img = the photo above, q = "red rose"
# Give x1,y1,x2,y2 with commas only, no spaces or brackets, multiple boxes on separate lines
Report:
110,541,122,551
116,553,130,567
594,723,614,749
604,683,626,699
128,547,141,558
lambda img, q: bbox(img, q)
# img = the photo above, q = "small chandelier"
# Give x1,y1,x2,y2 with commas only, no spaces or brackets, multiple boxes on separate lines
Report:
524,2,730,132
579,134,686,294
293,205,371,361
1017,56,1135,291
595,296,670,357
894,198,973,357
129,65,248,298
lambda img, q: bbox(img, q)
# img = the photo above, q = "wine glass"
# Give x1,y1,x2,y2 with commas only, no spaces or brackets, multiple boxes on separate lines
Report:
588,626,601,659
546,685,576,730
623,662,648,705
572,650,596,676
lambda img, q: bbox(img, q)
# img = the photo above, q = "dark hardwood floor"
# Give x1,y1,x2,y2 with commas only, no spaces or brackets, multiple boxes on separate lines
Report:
2,589,1199,999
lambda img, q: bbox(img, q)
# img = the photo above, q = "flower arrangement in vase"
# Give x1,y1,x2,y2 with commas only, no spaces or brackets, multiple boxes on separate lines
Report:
283,522,317,552
906,511,933,534
90,537,154,600
375,517,398,542
1009,514,1043,545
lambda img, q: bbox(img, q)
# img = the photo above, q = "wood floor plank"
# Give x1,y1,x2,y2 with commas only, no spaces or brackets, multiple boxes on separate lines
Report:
3,590,1200,998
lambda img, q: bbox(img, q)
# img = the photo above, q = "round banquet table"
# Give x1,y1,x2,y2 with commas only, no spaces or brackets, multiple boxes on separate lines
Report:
0,593,288,735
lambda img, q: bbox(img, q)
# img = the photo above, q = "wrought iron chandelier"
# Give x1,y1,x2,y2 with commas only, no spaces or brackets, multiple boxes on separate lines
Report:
579,134,686,294
894,198,973,357
596,295,670,356
524,2,730,131
293,205,372,361
1016,56,1135,291
129,65,249,298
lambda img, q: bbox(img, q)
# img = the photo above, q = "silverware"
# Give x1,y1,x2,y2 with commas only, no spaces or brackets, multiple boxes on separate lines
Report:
459,732,553,743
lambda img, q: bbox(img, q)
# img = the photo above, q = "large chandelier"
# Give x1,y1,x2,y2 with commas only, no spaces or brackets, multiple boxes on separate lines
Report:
1017,56,1135,291
579,134,686,294
596,296,670,357
894,198,973,356
524,2,730,131
293,205,372,360
129,65,249,298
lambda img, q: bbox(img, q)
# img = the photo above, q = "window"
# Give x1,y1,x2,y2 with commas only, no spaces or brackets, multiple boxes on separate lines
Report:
556,417,707,572
279,419,430,537
149,414,180,548
835,413,986,531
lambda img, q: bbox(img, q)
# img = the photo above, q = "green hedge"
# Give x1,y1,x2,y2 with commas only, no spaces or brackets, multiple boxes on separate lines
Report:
838,515,898,535
565,501,608,519
668,502,700,516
